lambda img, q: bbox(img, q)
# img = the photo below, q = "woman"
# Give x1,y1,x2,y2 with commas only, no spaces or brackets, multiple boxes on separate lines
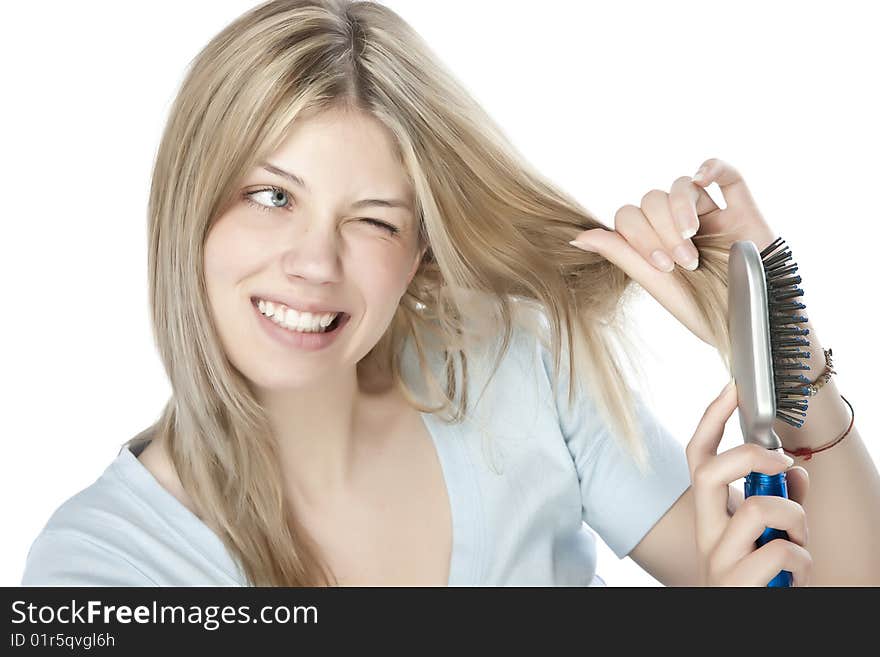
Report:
21,0,879,586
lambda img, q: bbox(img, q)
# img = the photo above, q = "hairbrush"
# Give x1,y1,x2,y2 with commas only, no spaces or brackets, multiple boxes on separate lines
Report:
728,236,812,587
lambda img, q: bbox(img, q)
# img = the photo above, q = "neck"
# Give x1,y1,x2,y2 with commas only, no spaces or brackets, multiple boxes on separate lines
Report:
261,345,400,509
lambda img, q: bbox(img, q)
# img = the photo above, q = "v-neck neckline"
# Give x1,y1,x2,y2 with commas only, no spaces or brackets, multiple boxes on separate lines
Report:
122,413,483,587
419,409,482,587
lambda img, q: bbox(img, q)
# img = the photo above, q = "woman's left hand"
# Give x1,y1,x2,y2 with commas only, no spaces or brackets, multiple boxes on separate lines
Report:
569,158,777,346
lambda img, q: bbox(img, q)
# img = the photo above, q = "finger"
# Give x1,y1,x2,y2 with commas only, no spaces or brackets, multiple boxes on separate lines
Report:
694,441,795,552
687,380,739,547
611,202,675,273
785,466,810,508
700,442,795,484
668,175,720,241
685,380,738,480
711,495,808,576
725,539,812,587
691,158,759,211
639,190,699,271
569,225,665,286
568,227,715,344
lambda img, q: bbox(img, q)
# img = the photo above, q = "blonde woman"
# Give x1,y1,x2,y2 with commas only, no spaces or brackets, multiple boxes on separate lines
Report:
21,0,879,587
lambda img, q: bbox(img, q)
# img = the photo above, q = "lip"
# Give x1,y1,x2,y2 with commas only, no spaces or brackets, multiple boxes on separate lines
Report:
250,293,346,315
252,299,350,351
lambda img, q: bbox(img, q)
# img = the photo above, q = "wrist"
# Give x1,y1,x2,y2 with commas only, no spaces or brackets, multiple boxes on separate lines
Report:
775,378,851,451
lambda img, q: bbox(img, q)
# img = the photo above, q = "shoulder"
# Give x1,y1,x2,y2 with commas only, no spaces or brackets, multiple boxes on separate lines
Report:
21,529,158,586
21,452,159,586
456,299,555,408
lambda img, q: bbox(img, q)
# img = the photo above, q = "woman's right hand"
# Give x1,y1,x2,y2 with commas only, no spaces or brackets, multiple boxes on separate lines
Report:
686,380,813,586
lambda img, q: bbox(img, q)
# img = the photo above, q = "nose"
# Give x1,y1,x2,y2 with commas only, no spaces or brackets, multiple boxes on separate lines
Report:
280,220,344,285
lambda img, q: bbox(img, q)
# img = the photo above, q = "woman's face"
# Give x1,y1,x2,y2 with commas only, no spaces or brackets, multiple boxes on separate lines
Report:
204,106,425,391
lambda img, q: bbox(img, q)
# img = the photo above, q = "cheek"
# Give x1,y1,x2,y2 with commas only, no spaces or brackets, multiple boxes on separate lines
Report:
204,218,265,290
349,248,414,298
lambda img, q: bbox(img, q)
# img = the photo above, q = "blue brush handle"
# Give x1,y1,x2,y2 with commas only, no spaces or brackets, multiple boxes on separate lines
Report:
743,471,793,587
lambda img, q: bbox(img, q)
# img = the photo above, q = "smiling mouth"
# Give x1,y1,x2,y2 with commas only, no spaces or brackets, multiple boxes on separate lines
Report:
251,298,349,333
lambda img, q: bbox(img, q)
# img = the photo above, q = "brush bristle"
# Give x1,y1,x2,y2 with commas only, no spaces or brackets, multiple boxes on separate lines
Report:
762,237,812,428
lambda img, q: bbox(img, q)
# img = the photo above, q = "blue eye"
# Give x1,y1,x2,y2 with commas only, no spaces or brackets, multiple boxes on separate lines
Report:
243,186,400,235
245,186,291,211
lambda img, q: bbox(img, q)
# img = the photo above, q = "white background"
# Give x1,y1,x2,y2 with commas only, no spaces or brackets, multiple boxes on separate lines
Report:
1,0,877,586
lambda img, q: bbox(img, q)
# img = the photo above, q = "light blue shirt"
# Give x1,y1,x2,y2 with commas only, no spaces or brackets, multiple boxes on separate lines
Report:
21,320,692,586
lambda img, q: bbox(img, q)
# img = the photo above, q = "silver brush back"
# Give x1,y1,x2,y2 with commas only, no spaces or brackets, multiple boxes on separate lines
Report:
728,239,812,450
728,237,811,587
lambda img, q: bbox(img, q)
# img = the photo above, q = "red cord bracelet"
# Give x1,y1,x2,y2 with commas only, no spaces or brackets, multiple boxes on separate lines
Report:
783,395,854,461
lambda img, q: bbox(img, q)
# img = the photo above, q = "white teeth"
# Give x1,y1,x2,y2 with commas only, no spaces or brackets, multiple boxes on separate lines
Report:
255,298,339,333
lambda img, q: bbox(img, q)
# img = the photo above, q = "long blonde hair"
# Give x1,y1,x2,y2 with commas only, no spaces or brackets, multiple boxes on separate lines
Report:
128,0,735,586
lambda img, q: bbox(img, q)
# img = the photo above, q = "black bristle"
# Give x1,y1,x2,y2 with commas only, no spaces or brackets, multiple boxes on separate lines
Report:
771,340,811,351
774,362,813,368
766,263,799,277
770,301,807,312
777,391,810,404
769,274,802,288
770,326,810,336
760,237,787,256
762,237,812,428
774,374,812,384
777,410,807,426
773,352,809,359
785,408,807,417
770,327,810,337
771,287,806,301
760,237,785,257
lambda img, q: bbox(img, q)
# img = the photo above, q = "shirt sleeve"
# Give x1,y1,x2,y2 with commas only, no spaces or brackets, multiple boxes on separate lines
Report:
538,335,693,559
21,530,158,586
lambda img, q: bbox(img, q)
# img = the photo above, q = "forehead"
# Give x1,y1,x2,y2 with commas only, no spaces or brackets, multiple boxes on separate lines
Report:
264,107,412,200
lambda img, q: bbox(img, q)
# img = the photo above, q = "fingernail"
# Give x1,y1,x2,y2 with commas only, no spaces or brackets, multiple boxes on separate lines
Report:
680,222,698,240
724,379,735,392
776,451,795,467
568,240,594,252
673,243,699,270
692,168,706,183
650,249,674,272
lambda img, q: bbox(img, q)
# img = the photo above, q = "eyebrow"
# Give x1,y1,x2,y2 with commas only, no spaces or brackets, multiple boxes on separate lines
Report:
260,162,412,210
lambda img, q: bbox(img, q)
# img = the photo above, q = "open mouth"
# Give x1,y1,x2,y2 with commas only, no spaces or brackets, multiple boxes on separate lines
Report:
320,312,346,333
251,297,349,334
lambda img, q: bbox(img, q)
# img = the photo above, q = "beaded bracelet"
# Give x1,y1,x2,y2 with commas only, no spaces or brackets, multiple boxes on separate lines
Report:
807,347,836,397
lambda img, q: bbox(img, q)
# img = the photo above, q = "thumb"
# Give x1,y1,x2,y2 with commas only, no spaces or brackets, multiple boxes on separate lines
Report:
569,228,611,253
569,228,644,273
